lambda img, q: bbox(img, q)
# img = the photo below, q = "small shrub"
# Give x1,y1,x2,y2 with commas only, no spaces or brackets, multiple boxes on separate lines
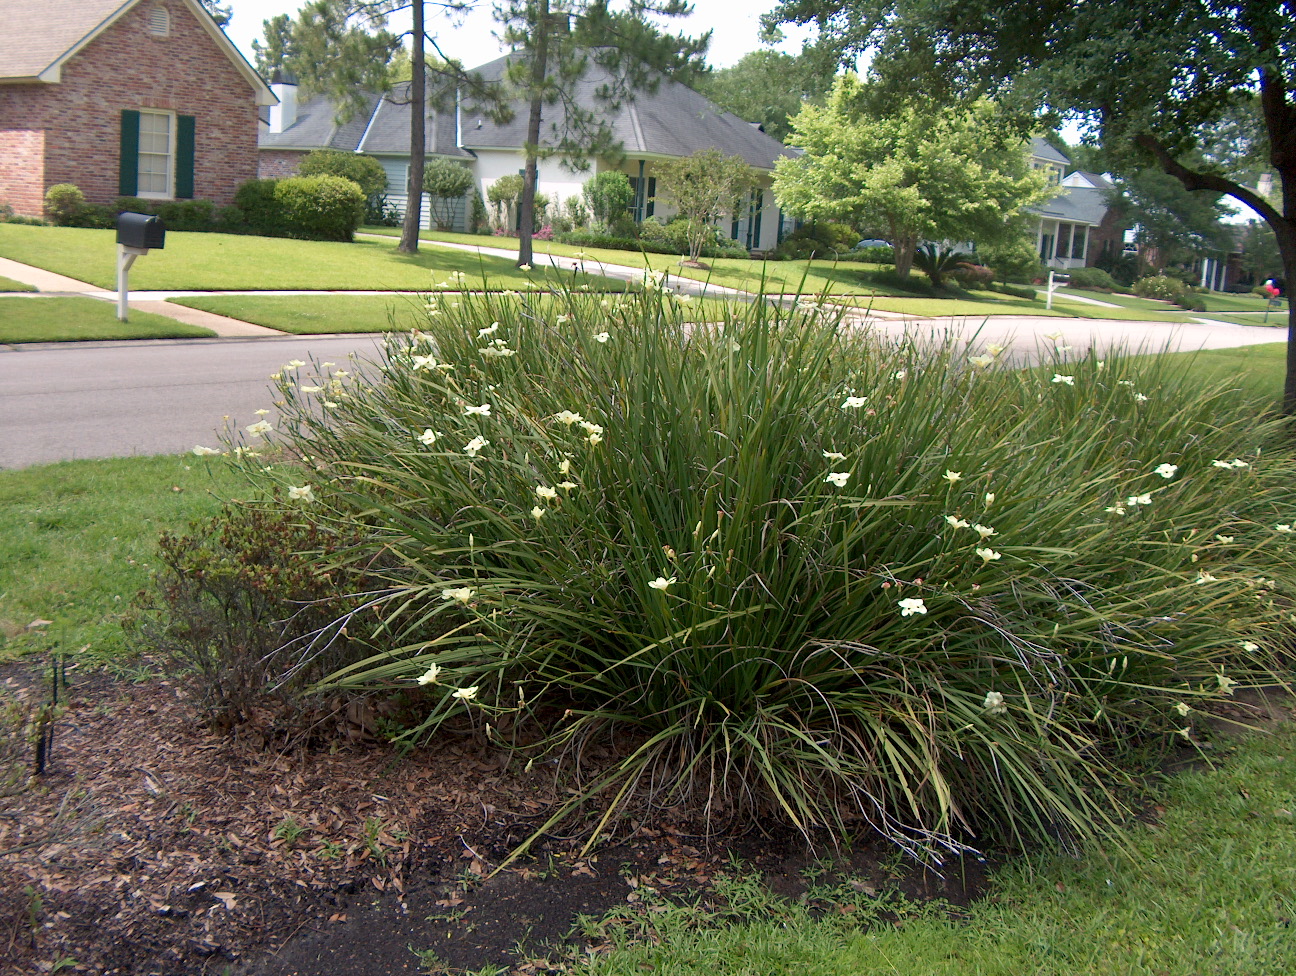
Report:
214,204,246,231
1133,274,1190,302
562,195,589,229
986,281,1037,300
469,188,489,234
113,196,154,215
129,502,372,730
155,199,215,231
534,224,554,241
0,202,12,222
1176,293,1207,312
423,157,473,231
949,262,995,289
365,193,402,227
1065,266,1120,291
66,203,117,229
234,178,285,235
298,148,387,198
582,172,634,230
772,222,857,260
276,174,365,241
43,184,85,225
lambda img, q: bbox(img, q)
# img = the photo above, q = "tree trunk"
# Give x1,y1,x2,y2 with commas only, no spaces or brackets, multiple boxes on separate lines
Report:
517,0,550,269
1277,217,1296,416
891,224,917,278
398,0,425,255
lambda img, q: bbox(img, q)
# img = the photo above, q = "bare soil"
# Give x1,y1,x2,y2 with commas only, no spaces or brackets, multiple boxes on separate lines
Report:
1,660,992,976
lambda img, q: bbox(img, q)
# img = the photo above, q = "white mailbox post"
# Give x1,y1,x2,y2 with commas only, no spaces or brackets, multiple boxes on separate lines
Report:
115,212,166,322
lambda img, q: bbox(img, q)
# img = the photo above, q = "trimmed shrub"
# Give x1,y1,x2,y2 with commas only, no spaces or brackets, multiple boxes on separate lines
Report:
207,283,1296,863
43,184,85,225
772,222,858,260
113,196,155,215
1133,274,1190,302
423,157,473,230
949,262,995,289
1065,266,1120,291
275,174,365,241
62,203,117,229
556,227,747,259
156,199,216,231
297,148,387,199
234,178,284,235
1177,293,1208,312
582,171,634,229
987,281,1037,300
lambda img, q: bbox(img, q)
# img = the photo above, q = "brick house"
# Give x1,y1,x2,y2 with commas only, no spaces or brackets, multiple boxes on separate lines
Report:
0,0,274,218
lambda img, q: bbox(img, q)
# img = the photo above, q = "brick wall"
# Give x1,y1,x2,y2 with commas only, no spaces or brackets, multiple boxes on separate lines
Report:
0,0,261,216
0,128,45,215
258,150,305,179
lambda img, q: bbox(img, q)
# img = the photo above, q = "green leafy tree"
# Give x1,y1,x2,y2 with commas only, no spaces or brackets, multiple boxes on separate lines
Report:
653,148,758,264
773,75,1048,278
252,14,295,80
696,48,837,143
269,1,492,255
487,173,524,230
298,149,389,198
581,171,634,230
1241,220,1282,285
1106,165,1235,270
488,0,710,267
422,157,474,230
766,0,1296,410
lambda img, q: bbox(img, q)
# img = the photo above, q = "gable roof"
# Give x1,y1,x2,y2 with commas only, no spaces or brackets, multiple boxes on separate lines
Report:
0,0,274,104
1035,184,1109,226
461,54,791,170
1030,137,1071,166
259,85,473,159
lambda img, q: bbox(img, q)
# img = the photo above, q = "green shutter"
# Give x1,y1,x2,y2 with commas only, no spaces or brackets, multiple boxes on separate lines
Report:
646,177,656,218
119,110,140,195
175,115,195,199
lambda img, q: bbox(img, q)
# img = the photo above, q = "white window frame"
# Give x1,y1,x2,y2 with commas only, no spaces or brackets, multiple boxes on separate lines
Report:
136,109,175,200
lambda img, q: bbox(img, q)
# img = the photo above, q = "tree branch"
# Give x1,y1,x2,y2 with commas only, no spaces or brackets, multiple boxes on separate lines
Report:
1134,133,1282,226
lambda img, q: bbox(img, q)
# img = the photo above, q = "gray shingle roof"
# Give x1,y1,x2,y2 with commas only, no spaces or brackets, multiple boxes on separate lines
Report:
1030,137,1072,165
460,53,791,170
1035,184,1109,226
259,86,472,159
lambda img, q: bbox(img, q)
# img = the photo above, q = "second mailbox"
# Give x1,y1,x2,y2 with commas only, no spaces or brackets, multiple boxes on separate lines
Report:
116,212,166,250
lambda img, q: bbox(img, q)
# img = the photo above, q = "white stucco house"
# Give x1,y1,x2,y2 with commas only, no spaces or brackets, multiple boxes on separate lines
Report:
259,54,795,252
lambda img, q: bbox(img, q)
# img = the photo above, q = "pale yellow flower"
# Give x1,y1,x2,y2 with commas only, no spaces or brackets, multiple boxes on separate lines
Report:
245,420,272,437
967,354,994,368
824,471,851,487
417,664,441,685
463,436,489,457
464,403,492,417
535,485,558,500
441,587,475,603
452,686,479,701
531,505,545,520
1214,534,1234,544
1217,673,1237,695
823,451,846,461
975,547,1002,563
648,576,676,590
1173,701,1191,717
1153,463,1179,479
943,470,962,484
982,690,1006,714
972,523,996,539
191,445,221,456
842,396,868,409
1051,373,1075,386
418,429,440,446
554,410,584,425
945,515,970,529
898,597,927,616
287,484,315,503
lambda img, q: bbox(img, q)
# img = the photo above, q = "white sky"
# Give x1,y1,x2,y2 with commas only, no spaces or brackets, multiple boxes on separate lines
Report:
220,0,816,71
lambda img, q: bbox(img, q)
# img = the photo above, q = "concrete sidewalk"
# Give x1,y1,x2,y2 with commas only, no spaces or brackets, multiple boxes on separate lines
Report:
0,256,283,337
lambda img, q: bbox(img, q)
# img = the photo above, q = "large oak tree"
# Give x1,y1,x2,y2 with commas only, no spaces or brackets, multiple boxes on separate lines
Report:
768,0,1296,411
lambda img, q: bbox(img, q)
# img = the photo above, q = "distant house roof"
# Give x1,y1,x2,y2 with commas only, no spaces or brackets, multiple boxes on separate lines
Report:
1061,170,1113,190
259,85,473,159
0,0,274,103
1030,137,1072,166
261,54,792,170
1035,184,1109,226
462,53,791,170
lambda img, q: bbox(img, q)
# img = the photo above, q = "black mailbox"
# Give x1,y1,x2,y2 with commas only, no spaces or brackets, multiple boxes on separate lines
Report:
116,212,166,250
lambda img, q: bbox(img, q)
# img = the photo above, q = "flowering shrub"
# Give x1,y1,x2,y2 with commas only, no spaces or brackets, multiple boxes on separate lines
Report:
1133,274,1190,302
214,284,1296,863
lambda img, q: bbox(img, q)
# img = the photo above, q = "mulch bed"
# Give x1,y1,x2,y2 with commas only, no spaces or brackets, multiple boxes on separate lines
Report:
1,659,993,976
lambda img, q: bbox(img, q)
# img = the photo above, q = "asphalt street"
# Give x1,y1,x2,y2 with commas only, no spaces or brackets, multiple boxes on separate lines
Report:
0,333,385,469
0,316,1285,469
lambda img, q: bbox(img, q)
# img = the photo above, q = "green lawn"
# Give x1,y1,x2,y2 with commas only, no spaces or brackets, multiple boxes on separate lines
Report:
1190,311,1288,327
577,722,1296,976
0,224,625,292
0,456,242,666
0,274,35,292
1138,342,1287,407
171,291,739,334
0,296,215,343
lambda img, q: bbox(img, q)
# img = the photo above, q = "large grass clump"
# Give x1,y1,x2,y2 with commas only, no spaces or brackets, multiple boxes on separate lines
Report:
217,280,1296,862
